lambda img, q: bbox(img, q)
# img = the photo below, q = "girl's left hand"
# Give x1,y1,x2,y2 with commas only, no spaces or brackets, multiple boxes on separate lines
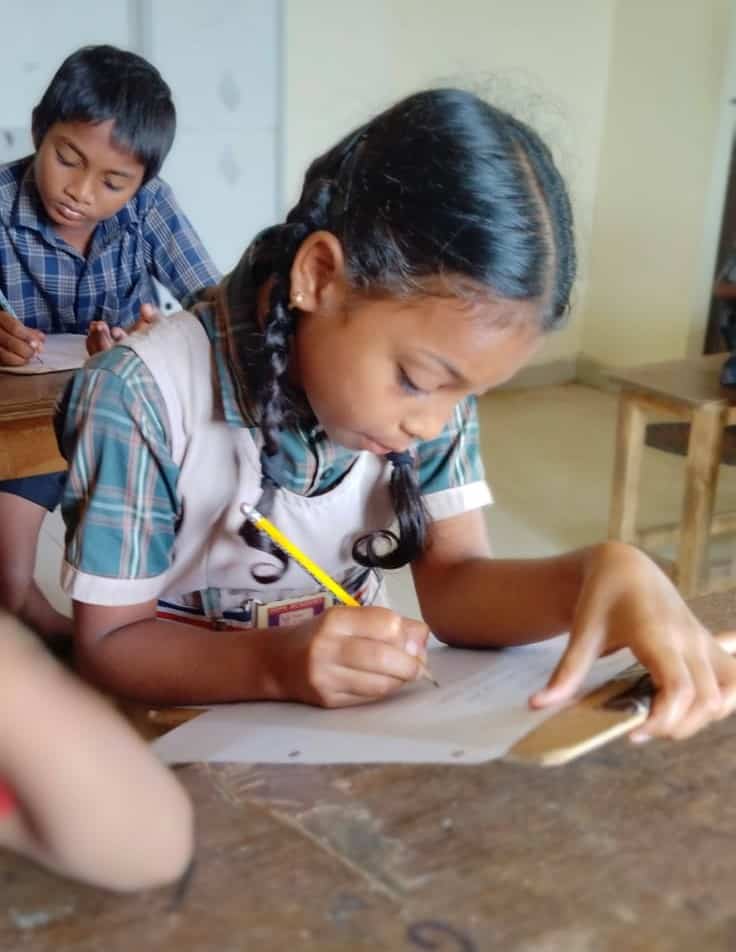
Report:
530,541,736,742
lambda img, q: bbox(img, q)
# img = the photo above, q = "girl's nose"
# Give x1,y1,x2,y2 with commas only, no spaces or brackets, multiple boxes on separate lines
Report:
401,402,453,443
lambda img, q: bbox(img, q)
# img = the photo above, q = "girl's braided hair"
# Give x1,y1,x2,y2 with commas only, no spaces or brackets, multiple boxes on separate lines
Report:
239,88,576,574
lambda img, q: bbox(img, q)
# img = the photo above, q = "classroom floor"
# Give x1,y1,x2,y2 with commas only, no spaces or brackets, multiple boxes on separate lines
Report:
36,382,736,620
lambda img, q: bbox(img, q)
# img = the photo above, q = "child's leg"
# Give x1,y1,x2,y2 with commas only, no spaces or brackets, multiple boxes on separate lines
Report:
0,482,72,640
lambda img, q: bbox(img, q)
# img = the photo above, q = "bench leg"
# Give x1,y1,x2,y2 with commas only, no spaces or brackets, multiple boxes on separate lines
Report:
609,391,647,543
677,405,726,597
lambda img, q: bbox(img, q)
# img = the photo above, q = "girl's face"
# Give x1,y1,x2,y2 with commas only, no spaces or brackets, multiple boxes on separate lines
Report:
293,287,542,455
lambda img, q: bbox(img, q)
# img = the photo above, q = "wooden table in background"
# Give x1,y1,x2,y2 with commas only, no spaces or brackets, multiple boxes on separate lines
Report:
3,590,736,951
608,354,736,597
0,371,71,480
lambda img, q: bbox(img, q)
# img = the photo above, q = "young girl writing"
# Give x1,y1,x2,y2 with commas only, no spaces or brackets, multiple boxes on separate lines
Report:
57,89,736,743
0,612,193,891
0,45,220,642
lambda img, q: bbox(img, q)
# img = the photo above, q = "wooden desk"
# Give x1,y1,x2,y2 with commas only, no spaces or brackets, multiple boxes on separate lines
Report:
0,371,71,480
608,354,736,597
2,589,736,951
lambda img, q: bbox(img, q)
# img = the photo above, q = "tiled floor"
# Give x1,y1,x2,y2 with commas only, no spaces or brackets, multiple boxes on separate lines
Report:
36,383,736,621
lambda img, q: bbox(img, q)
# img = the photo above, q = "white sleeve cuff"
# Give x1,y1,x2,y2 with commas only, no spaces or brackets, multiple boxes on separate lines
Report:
422,480,493,522
61,561,166,606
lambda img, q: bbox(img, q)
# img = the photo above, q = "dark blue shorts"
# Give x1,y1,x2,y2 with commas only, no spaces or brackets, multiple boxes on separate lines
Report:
0,471,66,511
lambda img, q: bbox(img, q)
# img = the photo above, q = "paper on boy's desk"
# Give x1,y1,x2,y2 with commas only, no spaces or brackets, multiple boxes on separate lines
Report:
152,636,636,766
0,333,87,374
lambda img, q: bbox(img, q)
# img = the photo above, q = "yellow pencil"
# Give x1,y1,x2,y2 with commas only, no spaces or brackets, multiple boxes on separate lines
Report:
240,503,439,687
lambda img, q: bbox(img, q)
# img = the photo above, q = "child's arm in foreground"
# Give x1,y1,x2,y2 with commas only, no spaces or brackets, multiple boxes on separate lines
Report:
412,509,736,742
73,600,429,708
0,616,193,891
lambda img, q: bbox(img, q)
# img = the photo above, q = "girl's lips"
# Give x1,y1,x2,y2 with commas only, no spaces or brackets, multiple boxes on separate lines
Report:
360,434,401,455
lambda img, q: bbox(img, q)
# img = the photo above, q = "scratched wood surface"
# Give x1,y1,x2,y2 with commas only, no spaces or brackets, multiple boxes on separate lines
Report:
4,589,736,951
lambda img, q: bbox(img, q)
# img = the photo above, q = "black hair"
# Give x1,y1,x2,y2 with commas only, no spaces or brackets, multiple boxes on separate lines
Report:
240,88,576,574
31,45,176,182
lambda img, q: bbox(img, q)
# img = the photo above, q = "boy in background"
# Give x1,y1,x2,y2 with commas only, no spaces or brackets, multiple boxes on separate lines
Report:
0,45,220,639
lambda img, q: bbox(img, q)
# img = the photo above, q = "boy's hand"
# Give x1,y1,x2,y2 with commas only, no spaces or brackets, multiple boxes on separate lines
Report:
86,304,161,356
0,312,45,366
269,606,430,708
86,320,115,355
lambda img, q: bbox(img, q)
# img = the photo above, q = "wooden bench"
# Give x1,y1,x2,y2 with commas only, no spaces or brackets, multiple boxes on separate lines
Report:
608,354,736,596
0,371,71,480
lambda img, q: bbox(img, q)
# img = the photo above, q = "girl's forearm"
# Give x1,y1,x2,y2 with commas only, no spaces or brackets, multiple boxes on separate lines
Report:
76,615,286,705
414,548,591,646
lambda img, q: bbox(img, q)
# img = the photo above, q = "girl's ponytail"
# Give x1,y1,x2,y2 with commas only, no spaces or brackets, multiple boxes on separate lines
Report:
353,451,429,570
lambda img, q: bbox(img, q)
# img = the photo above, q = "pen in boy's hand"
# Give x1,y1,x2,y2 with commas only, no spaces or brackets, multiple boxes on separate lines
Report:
0,288,43,364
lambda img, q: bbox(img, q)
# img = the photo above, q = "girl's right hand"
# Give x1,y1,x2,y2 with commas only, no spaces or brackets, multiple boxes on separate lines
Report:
0,312,45,366
271,606,430,708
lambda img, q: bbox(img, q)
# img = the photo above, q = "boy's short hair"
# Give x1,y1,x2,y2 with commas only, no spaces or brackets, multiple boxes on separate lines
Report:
31,45,176,182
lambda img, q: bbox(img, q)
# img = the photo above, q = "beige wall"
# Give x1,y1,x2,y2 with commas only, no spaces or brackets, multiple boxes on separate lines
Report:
284,1,730,376
582,0,732,368
284,0,615,368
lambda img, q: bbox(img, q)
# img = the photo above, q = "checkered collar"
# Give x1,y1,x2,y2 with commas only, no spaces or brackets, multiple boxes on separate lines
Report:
199,296,361,497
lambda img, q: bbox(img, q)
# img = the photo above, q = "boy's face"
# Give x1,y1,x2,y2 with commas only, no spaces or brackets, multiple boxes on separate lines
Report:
34,119,145,246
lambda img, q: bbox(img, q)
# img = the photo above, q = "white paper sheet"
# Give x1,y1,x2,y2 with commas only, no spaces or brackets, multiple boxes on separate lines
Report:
0,334,88,374
153,636,636,765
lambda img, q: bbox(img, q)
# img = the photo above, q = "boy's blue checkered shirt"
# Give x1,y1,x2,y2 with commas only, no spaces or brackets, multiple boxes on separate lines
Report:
0,157,220,331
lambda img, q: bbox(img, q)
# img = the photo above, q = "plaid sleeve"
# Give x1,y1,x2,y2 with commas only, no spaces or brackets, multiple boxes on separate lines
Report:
141,180,221,310
415,396,492,520
56,347,181,600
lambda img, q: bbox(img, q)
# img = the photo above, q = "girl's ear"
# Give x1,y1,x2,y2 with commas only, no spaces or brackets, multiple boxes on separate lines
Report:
289,231,348,313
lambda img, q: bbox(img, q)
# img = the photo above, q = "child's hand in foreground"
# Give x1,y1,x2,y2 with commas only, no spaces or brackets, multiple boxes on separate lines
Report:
530,541,736,743
271,605,430,708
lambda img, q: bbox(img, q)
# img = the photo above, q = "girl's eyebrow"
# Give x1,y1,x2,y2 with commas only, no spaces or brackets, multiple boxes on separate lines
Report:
415,348,468,385
57,137,136,178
